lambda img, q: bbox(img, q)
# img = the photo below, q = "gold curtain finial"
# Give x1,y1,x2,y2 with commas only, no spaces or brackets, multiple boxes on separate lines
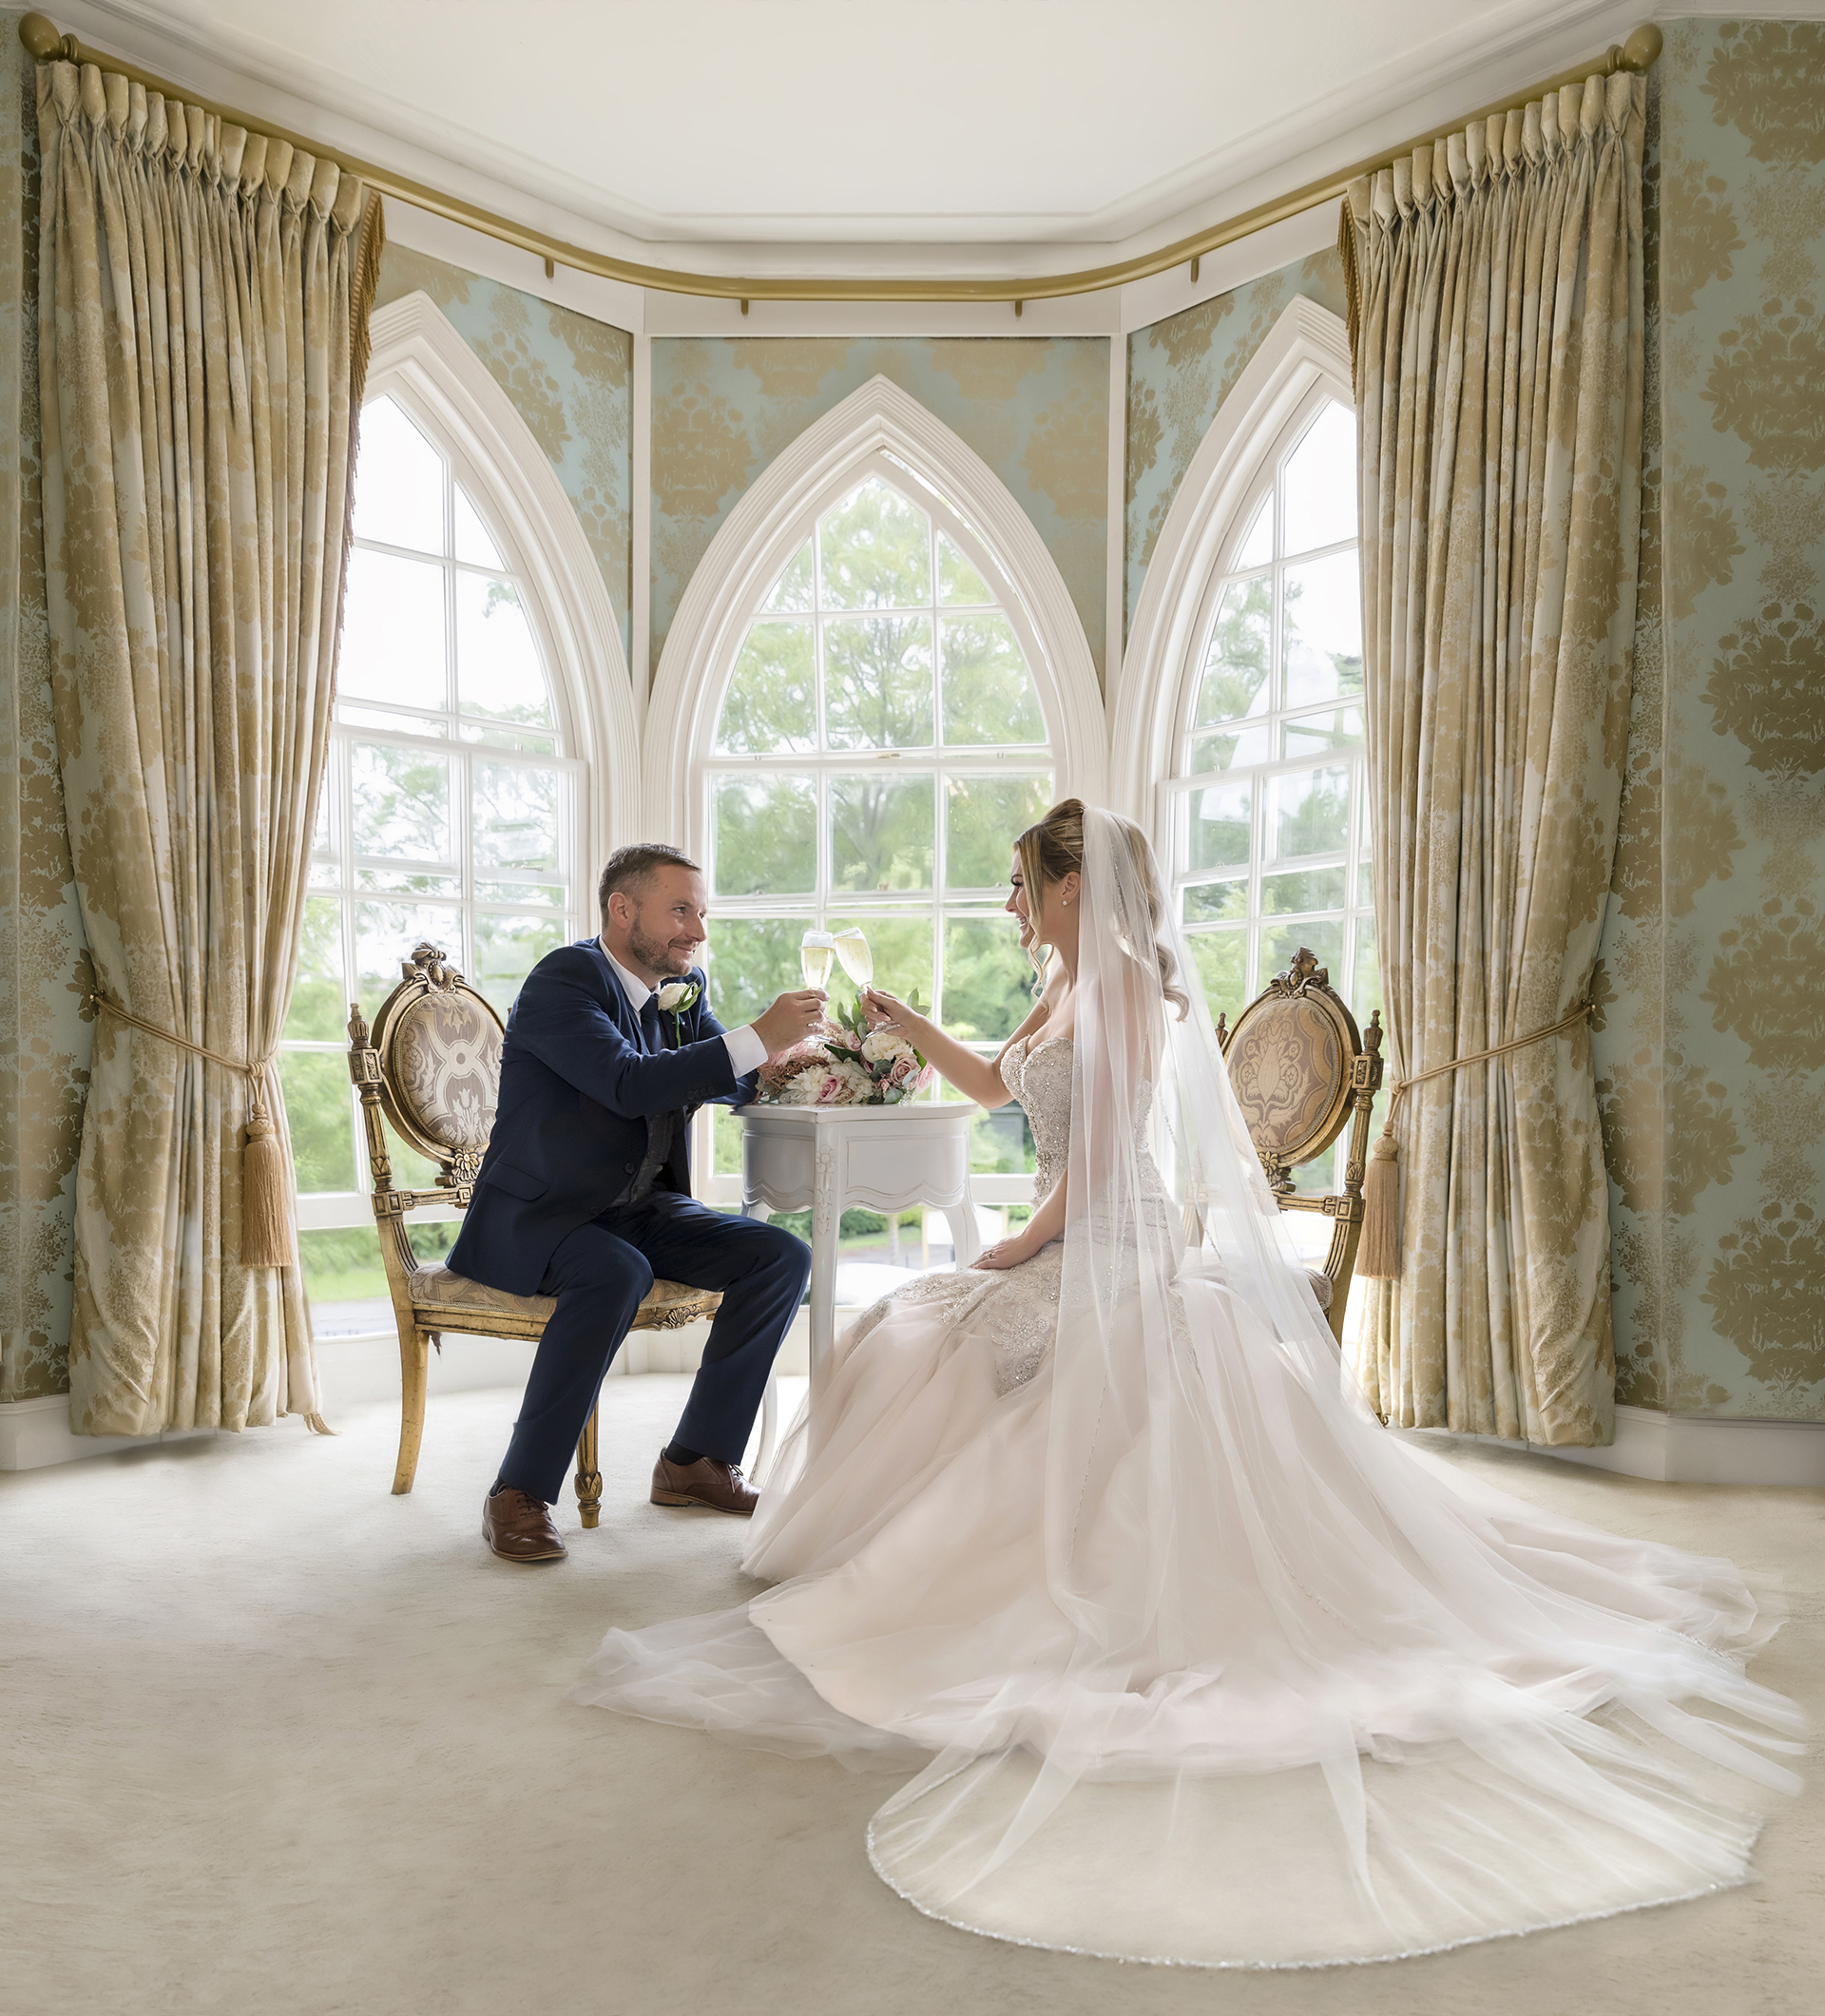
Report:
17,12,73,62
1620,25,1663,72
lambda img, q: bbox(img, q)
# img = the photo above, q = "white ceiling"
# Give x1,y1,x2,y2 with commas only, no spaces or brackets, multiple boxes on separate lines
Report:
44,2,1785,279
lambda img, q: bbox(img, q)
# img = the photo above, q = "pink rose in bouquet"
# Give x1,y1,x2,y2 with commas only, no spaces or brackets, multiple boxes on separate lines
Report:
885,1050,933,1095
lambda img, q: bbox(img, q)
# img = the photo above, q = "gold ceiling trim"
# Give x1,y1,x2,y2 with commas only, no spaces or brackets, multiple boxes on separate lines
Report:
16,12,1662,307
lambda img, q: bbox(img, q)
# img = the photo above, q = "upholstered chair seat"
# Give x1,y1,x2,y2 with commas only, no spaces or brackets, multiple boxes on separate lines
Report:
407,1262,559,1324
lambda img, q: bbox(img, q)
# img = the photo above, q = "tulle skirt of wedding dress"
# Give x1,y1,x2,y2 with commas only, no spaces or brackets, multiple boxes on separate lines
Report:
574,1272,1801,1968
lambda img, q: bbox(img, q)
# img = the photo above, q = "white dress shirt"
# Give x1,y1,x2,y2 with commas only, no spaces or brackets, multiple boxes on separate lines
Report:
599,939,767,1079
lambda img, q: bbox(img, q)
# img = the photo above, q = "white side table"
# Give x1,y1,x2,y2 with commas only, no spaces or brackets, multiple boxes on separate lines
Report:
740,1101,982,1388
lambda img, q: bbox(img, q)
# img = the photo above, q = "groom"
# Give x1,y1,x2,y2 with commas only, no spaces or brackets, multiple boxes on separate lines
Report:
448,842,826,1565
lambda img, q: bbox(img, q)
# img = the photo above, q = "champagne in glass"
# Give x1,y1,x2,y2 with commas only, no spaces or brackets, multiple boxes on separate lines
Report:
800,929,836,990
832,927,873,989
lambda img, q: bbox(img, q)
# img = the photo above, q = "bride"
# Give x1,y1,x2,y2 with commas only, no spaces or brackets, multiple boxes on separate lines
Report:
576,799,1801,1968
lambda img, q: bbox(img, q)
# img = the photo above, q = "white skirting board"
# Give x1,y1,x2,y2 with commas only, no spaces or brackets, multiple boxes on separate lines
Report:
7,1367,1819,1483
0,1395,218,1472
1406,1403,1825,1489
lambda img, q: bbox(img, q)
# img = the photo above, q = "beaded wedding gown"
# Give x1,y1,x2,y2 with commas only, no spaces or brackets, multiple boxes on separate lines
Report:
575,812,1800,1969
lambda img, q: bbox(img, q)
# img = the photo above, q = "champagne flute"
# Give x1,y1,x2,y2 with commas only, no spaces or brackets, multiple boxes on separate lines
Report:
832,927,873,989
799,929,836,990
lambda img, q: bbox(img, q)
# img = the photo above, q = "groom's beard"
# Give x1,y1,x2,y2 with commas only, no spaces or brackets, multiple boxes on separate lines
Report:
626,918,696,980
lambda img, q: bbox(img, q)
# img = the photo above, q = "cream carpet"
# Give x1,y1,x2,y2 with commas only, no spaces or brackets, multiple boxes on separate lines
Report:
4,1375,1818,2016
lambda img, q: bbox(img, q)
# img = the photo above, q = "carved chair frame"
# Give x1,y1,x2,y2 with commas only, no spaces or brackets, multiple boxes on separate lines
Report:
1204,947,1385,1344
347,942,732,1525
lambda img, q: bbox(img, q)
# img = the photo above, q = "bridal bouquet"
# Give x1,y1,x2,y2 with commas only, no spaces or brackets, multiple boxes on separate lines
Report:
756,994,936,1107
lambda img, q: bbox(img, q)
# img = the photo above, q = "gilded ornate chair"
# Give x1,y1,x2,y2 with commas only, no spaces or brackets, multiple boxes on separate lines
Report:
346,942,771,1524
1199,947,1384,1344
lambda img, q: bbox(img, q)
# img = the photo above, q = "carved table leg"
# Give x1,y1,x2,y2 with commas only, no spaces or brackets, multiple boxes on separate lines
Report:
392,1329,432,1496
574,1402,603,1528
808,1135,840,1375
942,1182,983,1268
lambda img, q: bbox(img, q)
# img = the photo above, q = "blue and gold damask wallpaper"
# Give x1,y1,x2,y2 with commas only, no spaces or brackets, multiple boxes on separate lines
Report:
649,336,1110,681
1594,18,1825,1421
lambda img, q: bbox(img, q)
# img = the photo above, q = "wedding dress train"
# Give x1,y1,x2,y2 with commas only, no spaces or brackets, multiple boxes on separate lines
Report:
575,813,1800,1969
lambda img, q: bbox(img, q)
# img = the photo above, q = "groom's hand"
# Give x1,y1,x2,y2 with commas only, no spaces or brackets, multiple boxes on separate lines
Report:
754,989,827,1058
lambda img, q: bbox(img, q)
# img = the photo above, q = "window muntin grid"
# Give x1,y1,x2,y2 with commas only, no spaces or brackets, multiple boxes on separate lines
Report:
699,458,1055,1204
282,392,586,1233
1165,396,1378,1058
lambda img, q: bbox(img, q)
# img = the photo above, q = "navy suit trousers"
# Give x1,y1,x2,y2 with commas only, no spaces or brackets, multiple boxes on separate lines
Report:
496,1193,810,1506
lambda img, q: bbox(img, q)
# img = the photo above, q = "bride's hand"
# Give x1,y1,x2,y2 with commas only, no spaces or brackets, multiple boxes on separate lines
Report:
970,1233,1035,1272
861,987,921,1032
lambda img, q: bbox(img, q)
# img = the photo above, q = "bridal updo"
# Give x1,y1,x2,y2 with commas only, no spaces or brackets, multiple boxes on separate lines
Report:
1017,798,1189,1020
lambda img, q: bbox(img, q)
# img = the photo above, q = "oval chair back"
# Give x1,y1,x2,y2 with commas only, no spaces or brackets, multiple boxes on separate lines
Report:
1187,947,1383,1345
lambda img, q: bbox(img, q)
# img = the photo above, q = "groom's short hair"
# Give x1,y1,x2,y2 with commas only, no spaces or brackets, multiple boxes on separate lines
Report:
598,843,701,916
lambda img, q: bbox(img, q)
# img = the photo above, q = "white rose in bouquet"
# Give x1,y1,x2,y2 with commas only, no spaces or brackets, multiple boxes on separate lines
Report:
860,1027,913,1066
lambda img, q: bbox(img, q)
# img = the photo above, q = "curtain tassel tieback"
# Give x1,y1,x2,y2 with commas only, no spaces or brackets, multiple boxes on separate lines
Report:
86,989,298,1273
1356,998,1595,1281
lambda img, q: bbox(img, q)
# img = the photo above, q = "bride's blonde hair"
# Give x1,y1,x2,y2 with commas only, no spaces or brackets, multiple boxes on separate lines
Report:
1016,798,1188,1020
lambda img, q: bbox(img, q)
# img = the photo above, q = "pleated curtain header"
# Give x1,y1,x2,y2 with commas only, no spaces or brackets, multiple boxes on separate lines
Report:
40,59,368,233
1348,69,1645,224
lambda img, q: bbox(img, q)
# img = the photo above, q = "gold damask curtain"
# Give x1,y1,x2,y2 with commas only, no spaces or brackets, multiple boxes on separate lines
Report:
1344,71,1645,1446
36,61,380,1435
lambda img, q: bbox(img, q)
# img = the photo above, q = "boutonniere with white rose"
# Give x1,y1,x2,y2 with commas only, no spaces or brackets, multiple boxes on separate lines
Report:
654,978,700,1047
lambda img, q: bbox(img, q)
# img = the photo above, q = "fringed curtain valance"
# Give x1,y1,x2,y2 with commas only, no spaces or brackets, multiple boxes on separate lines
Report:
1343,70,1646,1446
36,59,381,1436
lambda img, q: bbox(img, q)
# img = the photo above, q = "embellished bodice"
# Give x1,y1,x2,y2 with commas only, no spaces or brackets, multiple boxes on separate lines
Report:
998,1028,1074,1202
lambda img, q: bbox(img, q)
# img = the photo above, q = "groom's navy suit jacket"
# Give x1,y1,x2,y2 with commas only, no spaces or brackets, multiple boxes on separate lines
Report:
449,938,757,1297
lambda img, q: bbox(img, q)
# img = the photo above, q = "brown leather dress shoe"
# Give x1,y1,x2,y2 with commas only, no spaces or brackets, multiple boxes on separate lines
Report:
483,1486,567,1563
651,1452,760,1515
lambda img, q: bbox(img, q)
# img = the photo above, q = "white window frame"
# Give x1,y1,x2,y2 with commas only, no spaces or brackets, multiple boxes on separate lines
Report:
646,375,1106,1210
290,293,635,1238
1162,382,1372,1013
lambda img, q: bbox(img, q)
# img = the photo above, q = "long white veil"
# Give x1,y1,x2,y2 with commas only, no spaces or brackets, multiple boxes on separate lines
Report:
579,808,1800,1968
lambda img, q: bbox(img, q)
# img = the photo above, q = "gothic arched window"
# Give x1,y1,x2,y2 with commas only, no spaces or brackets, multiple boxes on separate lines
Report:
1165,393,1377,1040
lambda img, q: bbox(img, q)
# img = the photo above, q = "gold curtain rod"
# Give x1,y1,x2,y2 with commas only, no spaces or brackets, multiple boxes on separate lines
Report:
17,12,1662,308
